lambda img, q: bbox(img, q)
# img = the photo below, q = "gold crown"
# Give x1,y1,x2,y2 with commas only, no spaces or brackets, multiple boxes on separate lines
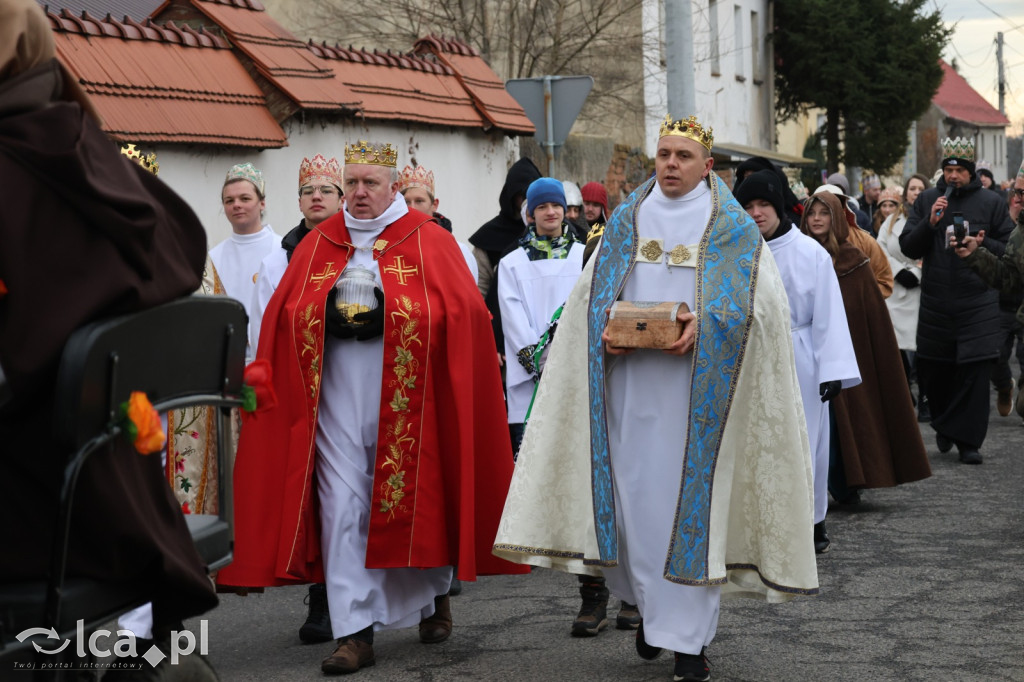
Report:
120,143,159,175
940,136,975,163
299,154,343,189
344,140,398,167
658,114,713,151
398,165,435,196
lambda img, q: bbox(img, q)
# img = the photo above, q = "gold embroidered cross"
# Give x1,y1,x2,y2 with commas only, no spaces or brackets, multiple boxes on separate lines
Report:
383,256,419,285
310,262,339,290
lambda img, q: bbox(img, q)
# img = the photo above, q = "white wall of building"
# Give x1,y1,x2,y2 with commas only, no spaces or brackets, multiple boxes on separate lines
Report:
975,126,1008,182
641,0,773,157
151,120,521,250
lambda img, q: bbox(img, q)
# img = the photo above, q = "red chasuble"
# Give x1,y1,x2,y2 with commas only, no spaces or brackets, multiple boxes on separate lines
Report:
217,208,527,587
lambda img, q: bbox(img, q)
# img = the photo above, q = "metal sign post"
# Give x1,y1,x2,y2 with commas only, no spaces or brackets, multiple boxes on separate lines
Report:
506,75,593,177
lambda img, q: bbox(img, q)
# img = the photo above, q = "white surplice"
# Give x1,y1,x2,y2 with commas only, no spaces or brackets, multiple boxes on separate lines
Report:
497,239,584,423
766,227,861,523
316,197,451,638
209,224,280,360
249,246,286,356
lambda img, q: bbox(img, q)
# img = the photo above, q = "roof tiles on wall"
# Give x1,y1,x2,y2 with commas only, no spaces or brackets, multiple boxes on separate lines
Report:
309,43,488,129
190,0,359,111
414,36,534,135
48,9,287,147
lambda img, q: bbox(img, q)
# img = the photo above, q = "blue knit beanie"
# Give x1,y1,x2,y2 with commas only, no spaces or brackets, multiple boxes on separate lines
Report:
526,177,567,216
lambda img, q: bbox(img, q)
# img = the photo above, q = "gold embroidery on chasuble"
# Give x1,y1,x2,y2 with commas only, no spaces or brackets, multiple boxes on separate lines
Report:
379,293,422,520
310,262,339,291
383,255,419,285
299,303,322,400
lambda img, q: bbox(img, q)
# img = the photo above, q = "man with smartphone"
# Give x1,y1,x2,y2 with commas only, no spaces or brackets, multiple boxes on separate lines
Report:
956,160,1024,419
899,137,1014,464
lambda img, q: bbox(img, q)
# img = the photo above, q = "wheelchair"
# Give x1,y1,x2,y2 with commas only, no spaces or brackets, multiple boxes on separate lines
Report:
0,296,247,680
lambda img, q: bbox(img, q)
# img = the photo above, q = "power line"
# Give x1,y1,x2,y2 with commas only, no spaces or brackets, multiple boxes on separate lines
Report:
975,0,1024,38
948,38,995,69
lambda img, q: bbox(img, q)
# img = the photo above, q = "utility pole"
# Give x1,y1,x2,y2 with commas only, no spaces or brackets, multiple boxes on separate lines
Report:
997,32,1006,115
664,0,696,118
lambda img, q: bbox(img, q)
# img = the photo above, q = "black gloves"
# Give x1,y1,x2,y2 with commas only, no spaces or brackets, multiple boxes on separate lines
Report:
325,287,385,341
819,380,841,403
894,268,919,289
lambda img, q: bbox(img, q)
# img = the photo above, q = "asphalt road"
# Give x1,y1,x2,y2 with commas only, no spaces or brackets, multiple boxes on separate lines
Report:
188,399,1024,682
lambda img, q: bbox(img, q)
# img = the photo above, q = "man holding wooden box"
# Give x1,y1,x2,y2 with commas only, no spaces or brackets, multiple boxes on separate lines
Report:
494,114,818,682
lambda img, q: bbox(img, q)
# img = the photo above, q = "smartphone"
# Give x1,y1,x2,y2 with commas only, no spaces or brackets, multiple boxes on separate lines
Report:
952,212,966,246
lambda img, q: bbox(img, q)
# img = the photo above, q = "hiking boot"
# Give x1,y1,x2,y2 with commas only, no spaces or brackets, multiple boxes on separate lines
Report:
959,448,983,465
935,432,953,454
814,521,831,554
673,648,710,682
419,594,453,643
997,381,1014,417
321,637,375,674
571,580,609,637
300,583,333,644
635,619,663,660
616,601,641,630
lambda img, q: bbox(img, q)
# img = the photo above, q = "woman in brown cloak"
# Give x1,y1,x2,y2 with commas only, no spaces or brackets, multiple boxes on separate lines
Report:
800,191,931,504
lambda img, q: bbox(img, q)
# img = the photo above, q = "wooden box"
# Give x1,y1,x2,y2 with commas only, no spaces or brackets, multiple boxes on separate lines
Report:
606,301,689,350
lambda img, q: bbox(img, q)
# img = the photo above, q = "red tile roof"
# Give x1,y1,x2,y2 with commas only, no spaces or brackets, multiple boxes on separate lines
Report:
48,8,287,147
308,43,490,129
46,0,533,144
934,60,1010,128
185,0,360,112
414,36,534,135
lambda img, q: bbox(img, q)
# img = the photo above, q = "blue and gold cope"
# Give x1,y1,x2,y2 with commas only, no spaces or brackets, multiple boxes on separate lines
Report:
586,174,761,584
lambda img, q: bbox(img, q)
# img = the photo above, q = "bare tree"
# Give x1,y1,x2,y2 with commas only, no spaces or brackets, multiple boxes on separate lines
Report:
270,0,646,144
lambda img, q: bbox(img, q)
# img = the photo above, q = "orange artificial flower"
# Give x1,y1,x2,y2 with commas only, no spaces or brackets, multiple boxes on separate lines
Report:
126,391,166,454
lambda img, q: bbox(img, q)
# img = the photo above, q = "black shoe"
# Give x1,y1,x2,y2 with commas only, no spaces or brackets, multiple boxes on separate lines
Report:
448,574,463,597
616,601,641,630
959,448,983,465
673,648,710,682
935,432,953,453
813,521,831,554
635,620,663,660
300,583,333,644
571,581,609,636
917,397,931,423
831,489,861,507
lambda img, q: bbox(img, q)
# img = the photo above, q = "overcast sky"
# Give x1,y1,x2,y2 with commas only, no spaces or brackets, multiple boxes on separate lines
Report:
938,0,1024,135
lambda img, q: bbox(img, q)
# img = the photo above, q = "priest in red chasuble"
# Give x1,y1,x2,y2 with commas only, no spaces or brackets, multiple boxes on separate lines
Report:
217,140,527,674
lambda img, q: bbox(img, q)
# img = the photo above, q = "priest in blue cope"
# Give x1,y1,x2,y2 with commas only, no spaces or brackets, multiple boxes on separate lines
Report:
494,115,819,680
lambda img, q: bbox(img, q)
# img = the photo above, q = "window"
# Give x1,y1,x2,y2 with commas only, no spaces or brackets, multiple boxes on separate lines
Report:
734,4,744,81
709,0,720,76
751,10,762,83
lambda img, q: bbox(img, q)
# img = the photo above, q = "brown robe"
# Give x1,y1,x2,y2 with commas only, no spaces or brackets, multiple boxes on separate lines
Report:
0,61,216,632
831,242,931,489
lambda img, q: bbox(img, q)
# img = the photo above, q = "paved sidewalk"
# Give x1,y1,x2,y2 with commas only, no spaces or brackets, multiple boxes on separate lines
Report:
193,409,1024,681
